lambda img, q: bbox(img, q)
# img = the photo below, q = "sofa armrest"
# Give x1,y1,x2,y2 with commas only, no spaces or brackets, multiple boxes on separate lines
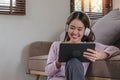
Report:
27,41,52,74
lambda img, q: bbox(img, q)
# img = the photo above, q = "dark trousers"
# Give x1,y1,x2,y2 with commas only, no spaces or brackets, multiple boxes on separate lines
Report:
65,58,85,80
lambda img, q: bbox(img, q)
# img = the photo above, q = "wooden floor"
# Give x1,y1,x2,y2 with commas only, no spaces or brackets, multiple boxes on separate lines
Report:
30,70,118,80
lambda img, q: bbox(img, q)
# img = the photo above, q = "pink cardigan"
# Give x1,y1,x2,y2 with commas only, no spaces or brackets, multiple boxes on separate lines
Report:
45,41,120,80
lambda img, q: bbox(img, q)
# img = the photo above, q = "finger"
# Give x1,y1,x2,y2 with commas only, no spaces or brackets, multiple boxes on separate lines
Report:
83,54,96,62
89,58,96,62
84,54,97,62
84,52,96,58
87,49,96,54
84,52,97,61
83,53,96,59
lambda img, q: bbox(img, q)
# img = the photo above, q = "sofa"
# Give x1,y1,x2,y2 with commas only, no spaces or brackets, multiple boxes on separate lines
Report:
27,9,120,80
27,41,120,80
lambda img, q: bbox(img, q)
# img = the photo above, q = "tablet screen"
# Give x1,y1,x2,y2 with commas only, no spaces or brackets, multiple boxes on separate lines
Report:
58,43,95,62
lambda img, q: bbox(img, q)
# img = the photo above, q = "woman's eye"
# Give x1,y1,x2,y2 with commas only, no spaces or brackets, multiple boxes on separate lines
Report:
78,28,82,31
70,27,75,29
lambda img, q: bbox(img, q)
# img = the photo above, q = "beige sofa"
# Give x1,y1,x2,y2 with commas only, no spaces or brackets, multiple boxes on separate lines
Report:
27,41,120,80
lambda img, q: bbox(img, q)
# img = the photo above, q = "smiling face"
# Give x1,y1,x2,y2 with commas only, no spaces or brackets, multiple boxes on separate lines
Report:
64,11,95,42
67,19,85,43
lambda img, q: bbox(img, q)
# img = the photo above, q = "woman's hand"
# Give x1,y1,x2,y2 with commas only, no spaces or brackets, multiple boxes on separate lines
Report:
83,49,109,62
56,60,61,69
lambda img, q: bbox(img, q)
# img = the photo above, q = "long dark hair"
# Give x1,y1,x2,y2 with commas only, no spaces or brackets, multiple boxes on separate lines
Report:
63,11,95,42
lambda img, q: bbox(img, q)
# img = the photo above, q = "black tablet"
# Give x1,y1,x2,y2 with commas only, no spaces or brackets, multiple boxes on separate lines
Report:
58,43,95,62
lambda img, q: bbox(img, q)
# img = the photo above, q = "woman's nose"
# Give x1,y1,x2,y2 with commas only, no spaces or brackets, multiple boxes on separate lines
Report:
73,29,78,34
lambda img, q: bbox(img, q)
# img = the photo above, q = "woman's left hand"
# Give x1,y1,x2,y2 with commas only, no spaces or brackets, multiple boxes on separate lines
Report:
83,49,109,62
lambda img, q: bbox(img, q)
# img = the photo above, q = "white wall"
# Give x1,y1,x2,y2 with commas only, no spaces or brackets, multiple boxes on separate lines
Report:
113,0,120,9
0,0,70,80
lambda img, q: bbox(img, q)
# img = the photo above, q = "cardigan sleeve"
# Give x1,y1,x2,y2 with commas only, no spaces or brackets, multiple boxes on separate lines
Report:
95,42,120,58
45,42,60,76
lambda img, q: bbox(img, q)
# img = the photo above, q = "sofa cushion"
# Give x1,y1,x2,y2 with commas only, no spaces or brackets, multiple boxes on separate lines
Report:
86,60,120,79
109,54,120,60
92,8,120,45
113,38,120,49
29,55,48,71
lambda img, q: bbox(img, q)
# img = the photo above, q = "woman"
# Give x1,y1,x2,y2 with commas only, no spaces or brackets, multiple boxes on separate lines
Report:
45,11,120,80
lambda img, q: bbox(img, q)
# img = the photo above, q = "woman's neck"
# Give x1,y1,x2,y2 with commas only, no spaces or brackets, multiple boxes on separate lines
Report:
66,40,81,43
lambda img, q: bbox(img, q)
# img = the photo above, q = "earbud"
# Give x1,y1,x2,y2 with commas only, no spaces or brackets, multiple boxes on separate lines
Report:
84,28,90,36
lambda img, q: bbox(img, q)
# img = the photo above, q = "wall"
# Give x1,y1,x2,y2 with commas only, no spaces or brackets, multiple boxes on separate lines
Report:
113,0,120,9
0,0,70,80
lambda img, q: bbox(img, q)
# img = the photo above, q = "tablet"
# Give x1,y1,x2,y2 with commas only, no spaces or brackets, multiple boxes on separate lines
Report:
58,43,95,62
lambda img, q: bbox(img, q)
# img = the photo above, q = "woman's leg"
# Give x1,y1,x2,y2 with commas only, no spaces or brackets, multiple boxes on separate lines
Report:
65,58,85,80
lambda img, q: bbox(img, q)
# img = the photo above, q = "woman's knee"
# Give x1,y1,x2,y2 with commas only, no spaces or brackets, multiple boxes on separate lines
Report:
67,58,81,65
66,58,84,70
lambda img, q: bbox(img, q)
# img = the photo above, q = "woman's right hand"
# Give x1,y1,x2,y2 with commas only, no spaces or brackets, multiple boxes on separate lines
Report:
56,60,61,69
83,49,109,62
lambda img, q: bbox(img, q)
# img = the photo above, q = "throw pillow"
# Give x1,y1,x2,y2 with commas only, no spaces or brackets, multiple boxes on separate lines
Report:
113,38,120,49
92,8,120,45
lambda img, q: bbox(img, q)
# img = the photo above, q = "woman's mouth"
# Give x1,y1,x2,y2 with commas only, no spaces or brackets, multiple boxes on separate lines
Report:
71,34,79,39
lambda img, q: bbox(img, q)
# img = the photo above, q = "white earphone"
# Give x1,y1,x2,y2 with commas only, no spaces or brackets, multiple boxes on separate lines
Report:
64,25,68,32
84,28,90,36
